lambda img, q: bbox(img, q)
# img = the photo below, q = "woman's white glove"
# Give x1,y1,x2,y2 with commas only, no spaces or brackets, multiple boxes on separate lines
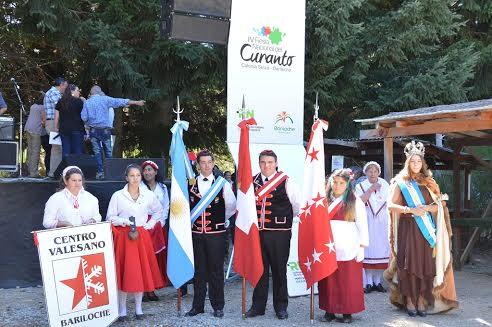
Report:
144,219,157,230
356,246,365,263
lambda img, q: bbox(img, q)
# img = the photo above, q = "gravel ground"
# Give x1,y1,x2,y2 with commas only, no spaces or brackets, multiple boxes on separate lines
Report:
1,254,491,327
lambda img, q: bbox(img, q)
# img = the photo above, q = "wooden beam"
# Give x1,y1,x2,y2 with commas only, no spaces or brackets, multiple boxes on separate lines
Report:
453,145,463,220
460,131,490,138
360,119,492,139
323,139,358,148
383,138,394,182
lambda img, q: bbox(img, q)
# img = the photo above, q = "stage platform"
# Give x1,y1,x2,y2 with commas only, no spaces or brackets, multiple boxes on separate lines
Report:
0,178,169,288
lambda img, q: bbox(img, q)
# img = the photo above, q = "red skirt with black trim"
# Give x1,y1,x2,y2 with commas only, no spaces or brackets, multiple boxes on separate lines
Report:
112,226,164,293
146,221,170,286
318,259,365,314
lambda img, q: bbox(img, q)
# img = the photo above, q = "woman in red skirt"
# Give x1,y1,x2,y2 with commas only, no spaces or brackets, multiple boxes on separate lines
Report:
107,164,164,321
319,168,369,323
141,160,170,301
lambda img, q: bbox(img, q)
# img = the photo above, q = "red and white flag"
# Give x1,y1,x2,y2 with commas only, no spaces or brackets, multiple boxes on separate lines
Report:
233,118,264,287
298,120,338,289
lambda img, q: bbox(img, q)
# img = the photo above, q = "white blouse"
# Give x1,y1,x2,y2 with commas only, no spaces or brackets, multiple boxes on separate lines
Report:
141,181,169,225
43,188,102,229
107,185,163,228
330,196,369,262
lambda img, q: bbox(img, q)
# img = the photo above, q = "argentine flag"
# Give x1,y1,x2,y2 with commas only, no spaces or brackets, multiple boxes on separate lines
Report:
167,120,195,288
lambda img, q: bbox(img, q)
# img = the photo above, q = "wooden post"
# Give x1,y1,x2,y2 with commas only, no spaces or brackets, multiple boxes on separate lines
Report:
452,145,463,270
310,287,314,324
177,288,182,316
383,137,394,183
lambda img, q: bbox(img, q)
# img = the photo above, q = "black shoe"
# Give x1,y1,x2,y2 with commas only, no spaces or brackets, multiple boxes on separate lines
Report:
245,308,265,318
364,284,373,294
185,308,204,317
135,314,145,320
417,309,427,317
117,316,127,322
407,309,417,317
340,314,352,323
323,312,336,322
213,309,224,318
148,293,159,301
276,310,288,320
375,283,386,293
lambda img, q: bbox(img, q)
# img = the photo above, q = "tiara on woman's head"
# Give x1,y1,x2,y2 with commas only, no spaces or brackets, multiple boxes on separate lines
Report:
404,140,425,158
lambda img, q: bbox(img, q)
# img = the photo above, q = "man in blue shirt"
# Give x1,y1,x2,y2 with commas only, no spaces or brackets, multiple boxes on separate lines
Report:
81,85,145,179
0,91,8,115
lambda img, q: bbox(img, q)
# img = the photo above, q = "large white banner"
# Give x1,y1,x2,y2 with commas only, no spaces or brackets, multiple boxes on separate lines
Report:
227,0,305,145
35,222,118,327
227,0,309,297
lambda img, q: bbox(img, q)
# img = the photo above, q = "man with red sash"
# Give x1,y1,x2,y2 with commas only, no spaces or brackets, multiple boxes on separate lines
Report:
245,150,300,320
185,150,236,318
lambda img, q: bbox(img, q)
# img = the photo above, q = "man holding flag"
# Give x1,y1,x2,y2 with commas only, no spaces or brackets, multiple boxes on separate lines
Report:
245,149,301,320
186,149,236,318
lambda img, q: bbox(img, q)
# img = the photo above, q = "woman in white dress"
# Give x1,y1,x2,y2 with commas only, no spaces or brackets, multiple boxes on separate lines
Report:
107,164,164,321
43,166,101,229
355,161,390,293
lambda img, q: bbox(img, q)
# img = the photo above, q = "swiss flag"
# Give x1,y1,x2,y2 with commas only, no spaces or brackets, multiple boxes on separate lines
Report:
233,118,264,287
298,120,338,289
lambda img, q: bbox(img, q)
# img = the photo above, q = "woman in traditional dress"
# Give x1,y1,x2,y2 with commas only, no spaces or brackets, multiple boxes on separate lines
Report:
43,166,101,228
355,161,390,293
385,141,458,317
107,164,164,321
319,168,369,323
141,160,170,301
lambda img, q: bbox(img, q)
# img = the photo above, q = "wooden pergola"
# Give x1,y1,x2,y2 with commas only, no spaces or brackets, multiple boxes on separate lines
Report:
353,98,492,268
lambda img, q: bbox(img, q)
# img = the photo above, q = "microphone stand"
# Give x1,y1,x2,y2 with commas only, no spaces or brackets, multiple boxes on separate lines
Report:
11,78,26,177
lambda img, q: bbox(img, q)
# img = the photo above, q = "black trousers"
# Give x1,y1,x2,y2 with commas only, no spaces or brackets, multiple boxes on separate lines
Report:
252,230,292,313
192,233,226,311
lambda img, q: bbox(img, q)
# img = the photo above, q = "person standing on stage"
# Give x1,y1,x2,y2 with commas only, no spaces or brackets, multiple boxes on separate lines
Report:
43,166,101,228
44,77,68,178
107,164,164,321
319,168,368,324
246,150,300,320
81,85,145,180
185,150,236,318
25,93,47,178
141,160,170,301
0,90,7,115
386,141,458,316
355,161,390,293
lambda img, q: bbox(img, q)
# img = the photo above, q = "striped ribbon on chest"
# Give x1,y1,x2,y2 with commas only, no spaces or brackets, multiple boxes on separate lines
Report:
190,176,227,224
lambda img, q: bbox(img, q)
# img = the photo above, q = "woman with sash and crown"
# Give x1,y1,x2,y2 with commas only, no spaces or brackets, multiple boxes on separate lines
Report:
319,168,369,324
355,161,390,293
385,141,458,317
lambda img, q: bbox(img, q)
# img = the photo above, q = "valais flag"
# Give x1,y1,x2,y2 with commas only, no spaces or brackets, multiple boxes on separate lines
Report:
233,118,264,287
298,120,338,289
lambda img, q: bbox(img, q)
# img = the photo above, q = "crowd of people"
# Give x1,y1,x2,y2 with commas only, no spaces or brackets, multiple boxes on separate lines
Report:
4,78,146,179
41,140,458,322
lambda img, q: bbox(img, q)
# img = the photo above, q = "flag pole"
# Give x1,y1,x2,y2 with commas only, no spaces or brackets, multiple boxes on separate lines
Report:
310,287,315,324
177,288,182,316
242,277,246,319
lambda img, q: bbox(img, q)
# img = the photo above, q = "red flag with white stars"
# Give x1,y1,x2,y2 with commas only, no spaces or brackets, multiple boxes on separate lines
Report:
298,120,338,289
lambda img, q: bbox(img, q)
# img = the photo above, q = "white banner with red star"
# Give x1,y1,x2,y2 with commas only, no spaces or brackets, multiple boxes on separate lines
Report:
34,222,118,327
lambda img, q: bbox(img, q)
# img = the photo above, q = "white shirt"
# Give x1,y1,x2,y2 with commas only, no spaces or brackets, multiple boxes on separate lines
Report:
107,185,163,227
197,174,237,219
330,196,369,261
43,188,102,229
141,181,169,225
261,173,301,217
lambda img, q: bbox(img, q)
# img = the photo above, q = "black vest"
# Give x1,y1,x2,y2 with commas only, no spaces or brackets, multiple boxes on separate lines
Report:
189,179,226,234
253,173,293,231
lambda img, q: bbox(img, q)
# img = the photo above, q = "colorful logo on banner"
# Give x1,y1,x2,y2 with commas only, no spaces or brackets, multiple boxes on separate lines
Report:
274,111,296,134
237,103,264,133
54,253,109,314
239,24,296,71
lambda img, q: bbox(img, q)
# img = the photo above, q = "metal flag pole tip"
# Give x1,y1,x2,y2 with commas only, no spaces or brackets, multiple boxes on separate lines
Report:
173,96,183,122
314,92,319,121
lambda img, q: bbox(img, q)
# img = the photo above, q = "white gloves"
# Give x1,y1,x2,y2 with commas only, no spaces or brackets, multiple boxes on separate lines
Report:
356,247,365,263
144,219,157,230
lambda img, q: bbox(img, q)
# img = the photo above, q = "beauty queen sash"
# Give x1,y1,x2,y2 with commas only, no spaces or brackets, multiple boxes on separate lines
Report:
190,176,227,224
397,179,436,247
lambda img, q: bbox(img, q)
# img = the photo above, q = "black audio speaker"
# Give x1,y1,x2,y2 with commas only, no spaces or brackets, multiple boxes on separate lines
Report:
166,13,230,44
0,117,15,140
173,0,231,18
54,154,98,180
104,158,167,181
0,141,18,171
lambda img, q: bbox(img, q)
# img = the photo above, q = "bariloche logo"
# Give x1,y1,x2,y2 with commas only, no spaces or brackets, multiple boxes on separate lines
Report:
240,24,295,69
275,111,294,124
55,253,109,314
253,26,285,45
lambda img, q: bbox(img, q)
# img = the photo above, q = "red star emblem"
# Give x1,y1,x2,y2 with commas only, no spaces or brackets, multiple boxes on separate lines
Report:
312,192,326,208
61,259,86,310
308,148,319,162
